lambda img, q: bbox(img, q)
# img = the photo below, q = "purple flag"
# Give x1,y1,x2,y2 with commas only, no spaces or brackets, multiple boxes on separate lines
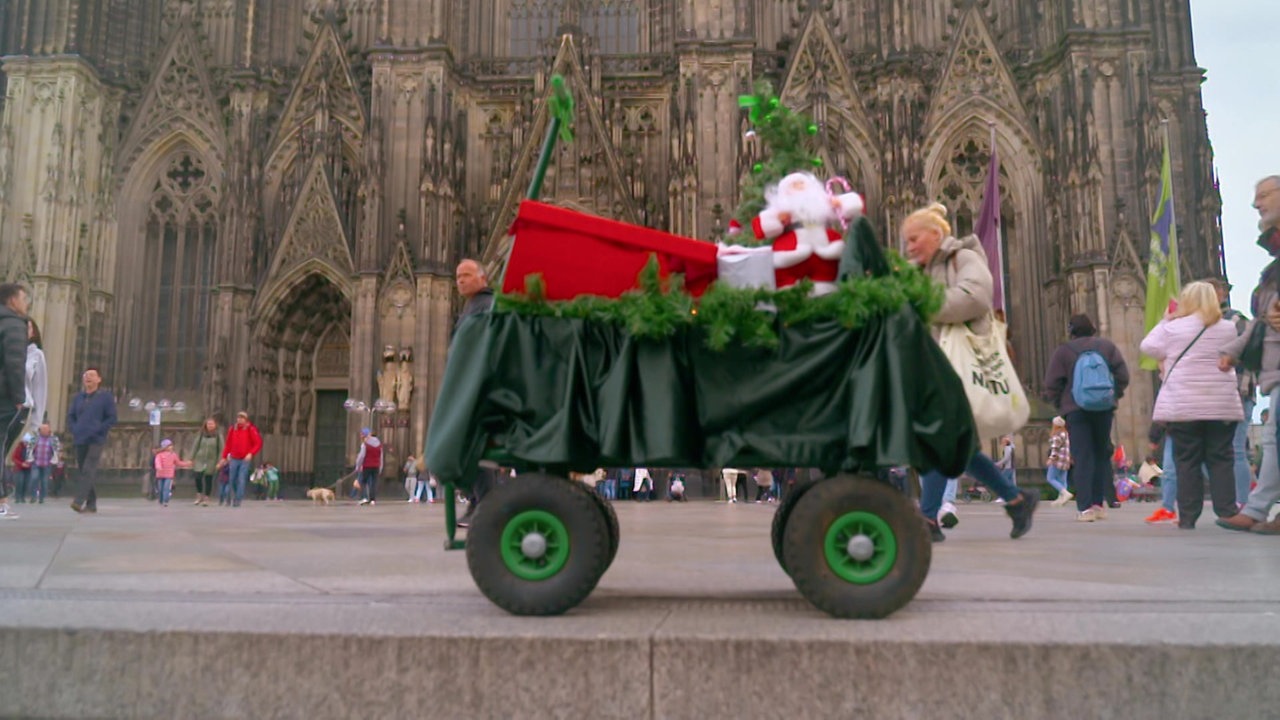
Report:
974,141,1004,312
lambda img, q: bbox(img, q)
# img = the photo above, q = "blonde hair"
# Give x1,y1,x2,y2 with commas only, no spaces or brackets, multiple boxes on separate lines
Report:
902,202,953,238
1172,281,1223,326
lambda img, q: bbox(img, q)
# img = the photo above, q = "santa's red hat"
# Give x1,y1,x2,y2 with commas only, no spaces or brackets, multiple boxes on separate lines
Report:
727,219,743,235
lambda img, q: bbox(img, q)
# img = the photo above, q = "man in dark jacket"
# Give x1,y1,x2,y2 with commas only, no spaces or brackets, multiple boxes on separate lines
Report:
454,259,495,330
1042,314,1131,519
0,283,30,519
67,367,117,514
0,284,29,447
452,259,495,527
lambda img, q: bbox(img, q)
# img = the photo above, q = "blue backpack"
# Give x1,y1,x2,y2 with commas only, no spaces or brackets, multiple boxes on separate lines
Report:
1071,348,1116,411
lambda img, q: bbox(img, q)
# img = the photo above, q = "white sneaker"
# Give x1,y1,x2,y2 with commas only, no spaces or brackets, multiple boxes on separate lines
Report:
0,505,17,519
1093,504,1108,520
358,499,370,506
938,502,959,529
1077,508,1098,522
1051,491,1074,508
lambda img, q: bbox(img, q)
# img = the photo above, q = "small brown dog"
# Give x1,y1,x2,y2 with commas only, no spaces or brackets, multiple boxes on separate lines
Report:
306,487,336,505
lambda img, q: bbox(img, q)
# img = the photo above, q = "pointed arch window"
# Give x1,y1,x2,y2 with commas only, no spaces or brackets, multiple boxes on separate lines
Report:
135,152,218,391
508,0,642,55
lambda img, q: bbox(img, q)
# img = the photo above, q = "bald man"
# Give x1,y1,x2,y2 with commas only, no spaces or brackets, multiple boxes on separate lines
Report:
453,259,496,527
454,259,495,331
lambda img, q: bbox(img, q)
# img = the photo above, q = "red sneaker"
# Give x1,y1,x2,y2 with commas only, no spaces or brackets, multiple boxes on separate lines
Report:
1144,507,1176,524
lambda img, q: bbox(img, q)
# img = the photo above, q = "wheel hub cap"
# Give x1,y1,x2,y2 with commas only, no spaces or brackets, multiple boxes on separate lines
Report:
521,532,548,559
823,511,898,585
499,510,570,581
846,534,875,562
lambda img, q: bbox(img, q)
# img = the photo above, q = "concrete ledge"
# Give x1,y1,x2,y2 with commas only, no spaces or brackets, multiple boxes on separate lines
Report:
7,612,1280,719
6,626,649,720
5,500,1280,718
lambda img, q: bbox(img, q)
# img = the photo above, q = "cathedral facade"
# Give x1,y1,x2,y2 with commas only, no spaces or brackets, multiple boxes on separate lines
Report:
0,0,1222,477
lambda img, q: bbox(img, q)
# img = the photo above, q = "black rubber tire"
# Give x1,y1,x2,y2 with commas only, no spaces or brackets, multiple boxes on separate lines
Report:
465,473,610,616
782,475,931,619
572,481,620,570
771,480,817,576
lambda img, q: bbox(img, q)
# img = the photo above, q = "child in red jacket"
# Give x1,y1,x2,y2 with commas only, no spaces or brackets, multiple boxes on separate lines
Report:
10,433,32,504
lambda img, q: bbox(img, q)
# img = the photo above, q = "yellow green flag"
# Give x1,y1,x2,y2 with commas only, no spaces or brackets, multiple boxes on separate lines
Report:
1141,135,1179,371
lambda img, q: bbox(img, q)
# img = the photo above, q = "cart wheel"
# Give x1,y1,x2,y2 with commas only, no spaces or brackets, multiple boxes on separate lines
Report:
771,480,817,576
466,473,609,616
573,481,620,569
782,475,931,619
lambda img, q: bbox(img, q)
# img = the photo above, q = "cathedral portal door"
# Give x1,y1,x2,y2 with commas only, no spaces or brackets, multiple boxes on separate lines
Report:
313,391,348,487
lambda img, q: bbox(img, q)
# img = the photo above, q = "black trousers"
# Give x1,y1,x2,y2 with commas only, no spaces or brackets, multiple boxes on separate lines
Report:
1065,409,1114,511
1,407,25,499
1167,421,1238,526
194,472,214,496
73,443,104,510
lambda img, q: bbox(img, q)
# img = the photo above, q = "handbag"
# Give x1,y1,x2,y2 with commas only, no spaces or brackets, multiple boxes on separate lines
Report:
1239,320,1265,373
938,315,1031,440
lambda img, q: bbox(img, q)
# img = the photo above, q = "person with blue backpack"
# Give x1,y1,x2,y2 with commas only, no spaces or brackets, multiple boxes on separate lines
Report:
1043,313,1130,522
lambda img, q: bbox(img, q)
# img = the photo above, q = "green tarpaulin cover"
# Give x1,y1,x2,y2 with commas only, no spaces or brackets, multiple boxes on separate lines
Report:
426,307,977,491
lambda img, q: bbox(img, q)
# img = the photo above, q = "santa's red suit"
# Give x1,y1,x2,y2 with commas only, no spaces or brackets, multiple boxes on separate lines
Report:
751,218,845,290
749,184,863,295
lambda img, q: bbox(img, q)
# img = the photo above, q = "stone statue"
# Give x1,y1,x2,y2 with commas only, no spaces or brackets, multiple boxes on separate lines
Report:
396,360,413,411
377,345,397,403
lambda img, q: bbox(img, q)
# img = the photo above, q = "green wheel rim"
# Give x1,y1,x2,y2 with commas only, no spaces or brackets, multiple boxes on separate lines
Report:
823,511,897,584
500,510,570,581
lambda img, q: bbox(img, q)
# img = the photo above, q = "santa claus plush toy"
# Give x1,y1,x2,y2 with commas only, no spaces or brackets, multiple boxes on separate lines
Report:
749,172,865,295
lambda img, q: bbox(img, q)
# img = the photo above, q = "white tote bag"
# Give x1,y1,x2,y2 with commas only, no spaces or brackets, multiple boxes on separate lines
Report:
938,316,1031,440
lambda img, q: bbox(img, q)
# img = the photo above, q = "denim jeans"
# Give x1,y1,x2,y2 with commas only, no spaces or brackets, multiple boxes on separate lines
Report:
1045,466,1069,494
1065,409,1115,511
28,465,52,502
1162,437,1178,512
920,452,1019,521
1234,399,1255,504
228,459,252,505
157,477,173,505
14,468,29,502
359,468,379,501
942,478,958,505
1241,387,1280,521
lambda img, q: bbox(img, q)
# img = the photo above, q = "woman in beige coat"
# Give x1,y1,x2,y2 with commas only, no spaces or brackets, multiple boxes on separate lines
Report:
903,202,1038,541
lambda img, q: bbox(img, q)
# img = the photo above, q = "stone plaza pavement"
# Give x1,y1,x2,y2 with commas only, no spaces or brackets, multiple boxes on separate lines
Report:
2,494,1279,719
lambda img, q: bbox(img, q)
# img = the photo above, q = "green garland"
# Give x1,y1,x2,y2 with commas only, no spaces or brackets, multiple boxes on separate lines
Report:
732,80,825,243
496,254,943,351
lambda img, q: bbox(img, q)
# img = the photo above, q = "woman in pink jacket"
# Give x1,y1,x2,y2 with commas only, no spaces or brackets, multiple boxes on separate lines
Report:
1139,281,1245,529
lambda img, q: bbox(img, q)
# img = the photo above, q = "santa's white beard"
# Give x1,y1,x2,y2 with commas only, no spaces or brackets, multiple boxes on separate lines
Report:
774,187,834,226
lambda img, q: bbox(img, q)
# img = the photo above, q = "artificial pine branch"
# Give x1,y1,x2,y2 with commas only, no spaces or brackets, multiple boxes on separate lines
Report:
496,251,944,351
732,79,824,239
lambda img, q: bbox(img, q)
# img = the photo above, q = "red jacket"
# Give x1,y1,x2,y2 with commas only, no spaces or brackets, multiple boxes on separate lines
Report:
222,423,263,460
10,441,30,471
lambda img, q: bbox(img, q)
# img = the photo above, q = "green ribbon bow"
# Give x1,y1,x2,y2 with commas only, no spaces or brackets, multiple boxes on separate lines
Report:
549,75,575,143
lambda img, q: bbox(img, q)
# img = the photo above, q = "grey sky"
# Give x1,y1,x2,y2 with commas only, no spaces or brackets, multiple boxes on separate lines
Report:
1190,1,1280,312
